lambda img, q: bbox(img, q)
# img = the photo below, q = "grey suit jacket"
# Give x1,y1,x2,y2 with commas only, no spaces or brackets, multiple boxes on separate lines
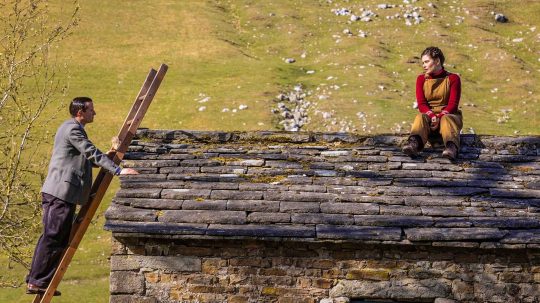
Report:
41,119,119,205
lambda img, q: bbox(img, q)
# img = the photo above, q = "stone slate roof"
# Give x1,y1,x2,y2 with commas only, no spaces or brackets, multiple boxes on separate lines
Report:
104,130,540,249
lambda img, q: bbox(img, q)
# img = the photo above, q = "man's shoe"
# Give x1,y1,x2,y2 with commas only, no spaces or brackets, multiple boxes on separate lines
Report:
442,142,458,160
26,284,61,296
402,136,421,157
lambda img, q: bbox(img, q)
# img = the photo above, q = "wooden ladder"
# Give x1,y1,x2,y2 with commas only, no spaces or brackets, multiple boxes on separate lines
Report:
33,64,168,303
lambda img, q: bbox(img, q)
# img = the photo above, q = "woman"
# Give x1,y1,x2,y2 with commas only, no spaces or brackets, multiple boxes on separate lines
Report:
402,46,462,160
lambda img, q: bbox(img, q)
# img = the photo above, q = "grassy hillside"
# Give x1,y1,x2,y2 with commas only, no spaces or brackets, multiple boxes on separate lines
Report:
48,0,540,143
1,0,538,301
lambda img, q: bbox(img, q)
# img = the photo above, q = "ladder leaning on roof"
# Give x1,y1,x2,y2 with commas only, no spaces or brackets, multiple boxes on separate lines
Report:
32,64,168,303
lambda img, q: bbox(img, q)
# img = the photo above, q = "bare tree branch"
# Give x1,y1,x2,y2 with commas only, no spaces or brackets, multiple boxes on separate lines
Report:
0,0,79,283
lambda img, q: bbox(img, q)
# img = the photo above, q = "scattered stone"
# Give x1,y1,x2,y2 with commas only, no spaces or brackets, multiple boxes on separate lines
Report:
222,108,230,112
496,109,512,124
512,38,523,43
343,28,352,36
495,13,508,23
360,10,377,22
198,106,206,112
306,70,315,74
350,14,360,22
239,104,248,110
198,96,210,103
358,30,368,38
403,10,423,25
285,58,296,64
272,85,312,131
377,4,395,9
332,8,351,16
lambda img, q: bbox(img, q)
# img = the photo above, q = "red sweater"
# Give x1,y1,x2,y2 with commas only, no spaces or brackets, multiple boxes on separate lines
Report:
416,69,461,118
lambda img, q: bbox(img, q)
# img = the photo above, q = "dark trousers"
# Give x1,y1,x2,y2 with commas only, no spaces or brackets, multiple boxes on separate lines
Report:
26,193,76,287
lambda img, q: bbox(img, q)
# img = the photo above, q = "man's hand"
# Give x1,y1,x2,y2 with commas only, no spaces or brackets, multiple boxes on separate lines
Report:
430,116,440,131
111,136,121,151
120,168,139,175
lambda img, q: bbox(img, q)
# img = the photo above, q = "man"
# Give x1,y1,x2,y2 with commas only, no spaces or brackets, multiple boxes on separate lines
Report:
26,97,137,295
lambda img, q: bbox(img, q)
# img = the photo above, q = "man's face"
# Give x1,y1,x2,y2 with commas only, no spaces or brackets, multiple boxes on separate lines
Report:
79,102,96,124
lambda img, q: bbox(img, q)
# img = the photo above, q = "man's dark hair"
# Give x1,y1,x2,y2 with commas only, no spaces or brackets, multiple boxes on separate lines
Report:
421,46,445,67
69,97,93,117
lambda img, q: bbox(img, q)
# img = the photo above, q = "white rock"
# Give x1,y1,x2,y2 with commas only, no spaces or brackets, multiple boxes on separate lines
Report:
285,58,296,63
198,106,206,112
512,38,523,43
332,8,351,16
377,4,393,9
306,70,315,74
222,108,230,112
198,96,210,103
239,104,248,110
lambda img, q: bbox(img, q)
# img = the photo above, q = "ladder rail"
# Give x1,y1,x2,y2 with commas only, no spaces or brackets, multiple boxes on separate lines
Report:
33,64,167,303
117,68,157,143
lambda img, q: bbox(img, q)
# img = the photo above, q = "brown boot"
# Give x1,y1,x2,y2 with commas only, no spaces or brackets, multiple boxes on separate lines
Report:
402,136,422,157
442,142,458,160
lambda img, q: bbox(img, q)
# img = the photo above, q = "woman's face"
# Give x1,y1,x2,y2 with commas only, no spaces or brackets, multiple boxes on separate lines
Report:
422,54,441,74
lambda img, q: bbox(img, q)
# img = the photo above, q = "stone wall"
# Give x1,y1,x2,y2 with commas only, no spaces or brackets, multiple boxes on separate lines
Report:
109,237,540,303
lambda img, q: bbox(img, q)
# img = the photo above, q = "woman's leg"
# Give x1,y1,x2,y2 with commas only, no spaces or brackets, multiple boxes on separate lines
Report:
440,114,463,148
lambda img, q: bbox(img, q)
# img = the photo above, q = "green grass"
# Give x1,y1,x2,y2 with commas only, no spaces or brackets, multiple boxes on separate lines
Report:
1,0,539,301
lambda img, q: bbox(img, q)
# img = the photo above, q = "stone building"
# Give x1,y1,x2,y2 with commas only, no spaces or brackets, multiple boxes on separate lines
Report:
105,130,540,303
